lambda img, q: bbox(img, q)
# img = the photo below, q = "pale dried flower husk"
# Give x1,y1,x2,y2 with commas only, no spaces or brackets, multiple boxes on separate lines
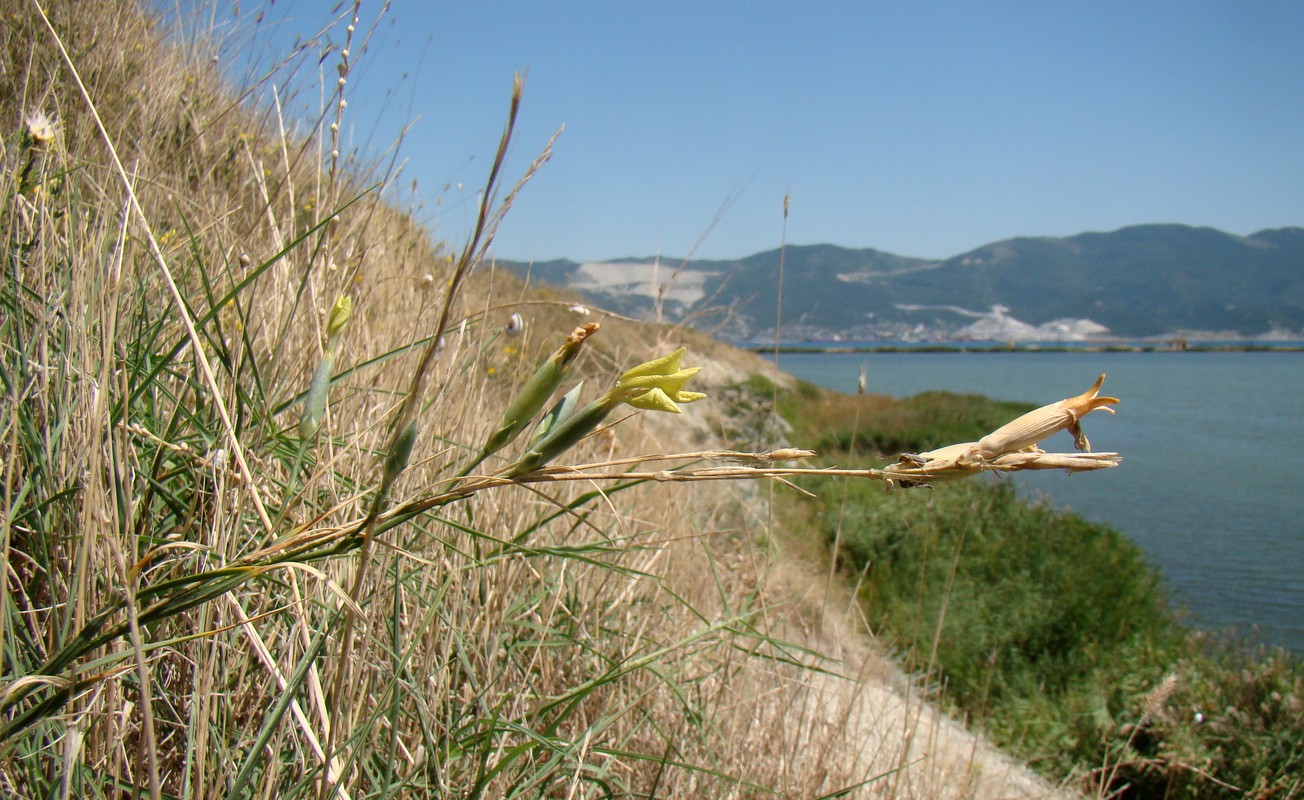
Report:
890,374,1123,485
977,373,1119,457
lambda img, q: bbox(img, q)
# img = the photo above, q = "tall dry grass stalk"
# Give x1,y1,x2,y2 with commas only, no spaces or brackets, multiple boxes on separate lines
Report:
0,2,1100,798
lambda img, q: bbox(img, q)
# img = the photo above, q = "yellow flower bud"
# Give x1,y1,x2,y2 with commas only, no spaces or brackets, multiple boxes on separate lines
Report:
326,295,353,341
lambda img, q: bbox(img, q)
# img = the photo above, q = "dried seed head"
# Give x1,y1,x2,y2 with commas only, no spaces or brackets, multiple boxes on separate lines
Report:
766,448,815,462
892,442,987,481
1141,673,1181,724
989,451,1121,472
914,441,981,468
977,373,1118,457
565,322,599,346
24,110,57,144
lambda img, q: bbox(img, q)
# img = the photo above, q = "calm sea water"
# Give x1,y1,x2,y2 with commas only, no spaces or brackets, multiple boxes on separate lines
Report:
766,349,1304,653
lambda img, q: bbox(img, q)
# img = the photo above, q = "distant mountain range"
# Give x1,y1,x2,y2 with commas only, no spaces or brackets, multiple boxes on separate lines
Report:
499,224,1304,341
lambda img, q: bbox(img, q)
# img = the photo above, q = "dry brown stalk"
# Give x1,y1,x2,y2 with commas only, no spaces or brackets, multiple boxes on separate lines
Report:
232,446,1122,572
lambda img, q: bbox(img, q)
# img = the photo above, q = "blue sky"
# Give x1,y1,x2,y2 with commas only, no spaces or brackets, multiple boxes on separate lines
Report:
219,1,1304,262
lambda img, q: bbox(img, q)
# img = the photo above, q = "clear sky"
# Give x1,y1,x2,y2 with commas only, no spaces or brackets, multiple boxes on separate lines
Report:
217,1,1304,262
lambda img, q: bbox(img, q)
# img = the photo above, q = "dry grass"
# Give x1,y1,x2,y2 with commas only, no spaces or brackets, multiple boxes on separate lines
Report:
0,2,1079,797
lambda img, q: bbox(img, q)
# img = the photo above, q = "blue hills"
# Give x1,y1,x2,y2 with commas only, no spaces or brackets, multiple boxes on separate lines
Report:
501,224,1304,340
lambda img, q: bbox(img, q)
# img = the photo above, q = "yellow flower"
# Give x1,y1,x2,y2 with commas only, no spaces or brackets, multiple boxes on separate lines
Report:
610,347,707,414
977,373,1118,457
506,346,706,476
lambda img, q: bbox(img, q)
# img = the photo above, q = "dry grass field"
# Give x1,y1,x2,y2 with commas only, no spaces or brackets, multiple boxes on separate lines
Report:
0,2,1080,796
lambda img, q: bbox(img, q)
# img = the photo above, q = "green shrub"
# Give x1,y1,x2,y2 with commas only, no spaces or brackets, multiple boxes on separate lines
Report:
754,379,1035,456
815,478,1176,706
787,387,1304,798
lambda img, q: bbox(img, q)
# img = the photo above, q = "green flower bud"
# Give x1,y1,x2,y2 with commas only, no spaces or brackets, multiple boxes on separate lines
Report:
384,420,419,486
505,346,706,476
298,296,354,442
507,396,615,477
298,351,335,441
526,382,585,450
479,323,598,458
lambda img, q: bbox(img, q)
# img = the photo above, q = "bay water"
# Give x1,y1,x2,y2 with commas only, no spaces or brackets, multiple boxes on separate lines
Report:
766,349,1304,653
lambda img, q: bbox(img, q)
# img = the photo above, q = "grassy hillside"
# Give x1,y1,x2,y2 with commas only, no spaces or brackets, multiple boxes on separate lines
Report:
20,3,1291,799
0,2,1077,798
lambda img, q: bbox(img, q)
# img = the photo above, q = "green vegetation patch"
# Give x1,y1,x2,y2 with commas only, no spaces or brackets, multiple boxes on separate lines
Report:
753,373,1035,457
829,479,1173,705
773,379,1304,798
